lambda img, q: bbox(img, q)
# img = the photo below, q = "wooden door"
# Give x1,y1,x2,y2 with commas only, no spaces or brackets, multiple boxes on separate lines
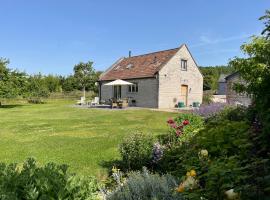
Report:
181,85,188,106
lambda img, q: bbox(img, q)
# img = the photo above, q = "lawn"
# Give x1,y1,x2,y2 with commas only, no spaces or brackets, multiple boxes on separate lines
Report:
0,100,177,178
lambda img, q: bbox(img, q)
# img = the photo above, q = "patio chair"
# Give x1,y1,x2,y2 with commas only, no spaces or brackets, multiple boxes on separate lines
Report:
110,98,118,108
121,98,129,108
76,97,86,105
90,97,99,106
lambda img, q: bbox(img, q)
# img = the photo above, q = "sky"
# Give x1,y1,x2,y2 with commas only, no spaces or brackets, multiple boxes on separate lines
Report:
0,0,269,75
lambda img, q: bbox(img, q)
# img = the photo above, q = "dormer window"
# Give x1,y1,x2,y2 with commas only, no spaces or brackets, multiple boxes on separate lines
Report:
126,64,134,69
181,59,187,71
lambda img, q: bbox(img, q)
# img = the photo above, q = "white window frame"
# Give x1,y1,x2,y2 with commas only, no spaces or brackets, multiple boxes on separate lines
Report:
181,59,188,71
128,83,138,93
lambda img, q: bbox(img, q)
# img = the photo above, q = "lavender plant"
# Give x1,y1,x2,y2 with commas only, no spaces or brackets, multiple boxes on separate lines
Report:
152,142,164,164
194,103,227,118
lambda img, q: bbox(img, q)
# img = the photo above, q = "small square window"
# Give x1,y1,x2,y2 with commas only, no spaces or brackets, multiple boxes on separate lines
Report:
181,59,187,71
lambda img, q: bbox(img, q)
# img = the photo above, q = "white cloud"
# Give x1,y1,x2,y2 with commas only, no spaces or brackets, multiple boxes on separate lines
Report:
190,32,258,48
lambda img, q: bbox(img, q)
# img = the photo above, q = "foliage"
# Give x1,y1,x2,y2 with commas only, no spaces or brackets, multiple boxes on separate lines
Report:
0,158,100,200
25,74,50,99
260,9,270,38
228,11,270,198
202,90,214,104
0,58,102,103
73,61,96,97
160,122,251,199
119,132,154,170
194,103,227,119
199,65,236,91
0,59,27,100
166,113,204,144
106,168,183,200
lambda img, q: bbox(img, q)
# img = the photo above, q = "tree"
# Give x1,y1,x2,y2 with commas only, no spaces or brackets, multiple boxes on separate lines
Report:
199,65,235,91
0,58,27,104
229,10,270,197
260,9,270,38
73,61,96,98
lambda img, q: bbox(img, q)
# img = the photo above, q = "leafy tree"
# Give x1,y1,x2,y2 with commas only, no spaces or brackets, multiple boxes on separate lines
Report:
73,61,96,98
229,10,270,198
0,59,28,104
44,74,62,93
26,74,49,98
199,65,235,91
260,9,270,38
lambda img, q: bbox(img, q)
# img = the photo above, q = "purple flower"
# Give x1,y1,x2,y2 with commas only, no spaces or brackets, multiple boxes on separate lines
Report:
194,103,227,118
152,142,164,164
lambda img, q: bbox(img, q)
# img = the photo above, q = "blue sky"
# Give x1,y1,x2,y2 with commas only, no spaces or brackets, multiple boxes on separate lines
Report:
0,0,269,75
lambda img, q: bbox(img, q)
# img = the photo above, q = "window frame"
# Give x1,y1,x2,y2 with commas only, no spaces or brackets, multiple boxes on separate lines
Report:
128,82,138,93
181,59,188,71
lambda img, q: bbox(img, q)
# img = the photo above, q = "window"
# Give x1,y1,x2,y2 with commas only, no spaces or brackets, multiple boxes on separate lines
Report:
128,83,138,93
181,59,187,71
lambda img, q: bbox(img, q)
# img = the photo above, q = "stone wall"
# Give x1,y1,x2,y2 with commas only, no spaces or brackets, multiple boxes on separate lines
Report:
158,45,203,108
99,77,158,108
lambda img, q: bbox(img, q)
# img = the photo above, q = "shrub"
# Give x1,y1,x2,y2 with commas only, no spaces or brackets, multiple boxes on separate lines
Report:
202,91,214,105
0,158,100,200
158,119,252,199
166,113,204,144
194,103,227,118
27,97,45,104
206,105,249,124
119,132,154,170
106,168,184,200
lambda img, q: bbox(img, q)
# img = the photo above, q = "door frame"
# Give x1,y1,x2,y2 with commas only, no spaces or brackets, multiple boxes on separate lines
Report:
181,85,188,106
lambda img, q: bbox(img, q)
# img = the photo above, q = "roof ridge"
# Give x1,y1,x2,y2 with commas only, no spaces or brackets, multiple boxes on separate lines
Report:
125,47,180,59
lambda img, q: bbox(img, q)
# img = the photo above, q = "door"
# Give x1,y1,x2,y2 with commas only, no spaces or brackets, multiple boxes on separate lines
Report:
113,85,122,99
181,85,188,106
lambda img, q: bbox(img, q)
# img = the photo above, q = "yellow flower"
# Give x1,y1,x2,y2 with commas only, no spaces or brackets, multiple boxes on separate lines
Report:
186,171,191,176
176,184,184,193
190,170,196,177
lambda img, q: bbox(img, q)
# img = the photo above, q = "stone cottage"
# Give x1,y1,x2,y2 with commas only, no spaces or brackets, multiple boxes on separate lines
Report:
98,44,203,109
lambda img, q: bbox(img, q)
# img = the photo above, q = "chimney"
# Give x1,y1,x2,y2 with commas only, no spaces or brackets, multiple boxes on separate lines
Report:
129,50,131,58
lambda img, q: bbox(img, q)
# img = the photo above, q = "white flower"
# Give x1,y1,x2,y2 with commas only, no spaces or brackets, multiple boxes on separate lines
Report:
225,189,238,199
199,149,208,157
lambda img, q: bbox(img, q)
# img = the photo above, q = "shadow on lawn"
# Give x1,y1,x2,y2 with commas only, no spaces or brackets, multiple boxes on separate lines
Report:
0,104,24,109
99,159,126,173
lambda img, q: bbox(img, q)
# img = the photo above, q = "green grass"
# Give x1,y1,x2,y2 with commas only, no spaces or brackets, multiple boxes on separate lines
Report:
0,100,177,178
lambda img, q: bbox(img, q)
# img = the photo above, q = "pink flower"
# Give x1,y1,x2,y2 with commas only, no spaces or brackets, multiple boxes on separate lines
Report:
170,123,177,129
176,130,182,137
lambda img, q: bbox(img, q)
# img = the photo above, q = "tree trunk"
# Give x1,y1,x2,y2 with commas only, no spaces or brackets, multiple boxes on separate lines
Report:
83,86,86,99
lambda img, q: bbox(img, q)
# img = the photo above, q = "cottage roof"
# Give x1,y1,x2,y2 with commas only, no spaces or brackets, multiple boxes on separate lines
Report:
99,46,182,81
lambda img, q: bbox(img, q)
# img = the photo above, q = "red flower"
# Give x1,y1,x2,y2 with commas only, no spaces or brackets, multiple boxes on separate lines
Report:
183,120,190,126
167,118,175,124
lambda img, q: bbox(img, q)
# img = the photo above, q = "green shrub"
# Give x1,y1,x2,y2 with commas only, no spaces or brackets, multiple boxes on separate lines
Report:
27,97,45,104
158,120,252,199
119,132,153,170
166,113,204,144
207,106,248,124
0,158,100,200
106,168,183,200
202,91,214,105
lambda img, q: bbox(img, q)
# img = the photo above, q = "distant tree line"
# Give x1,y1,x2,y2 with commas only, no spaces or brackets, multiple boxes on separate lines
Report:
199,65,236,91
0,58,102,102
